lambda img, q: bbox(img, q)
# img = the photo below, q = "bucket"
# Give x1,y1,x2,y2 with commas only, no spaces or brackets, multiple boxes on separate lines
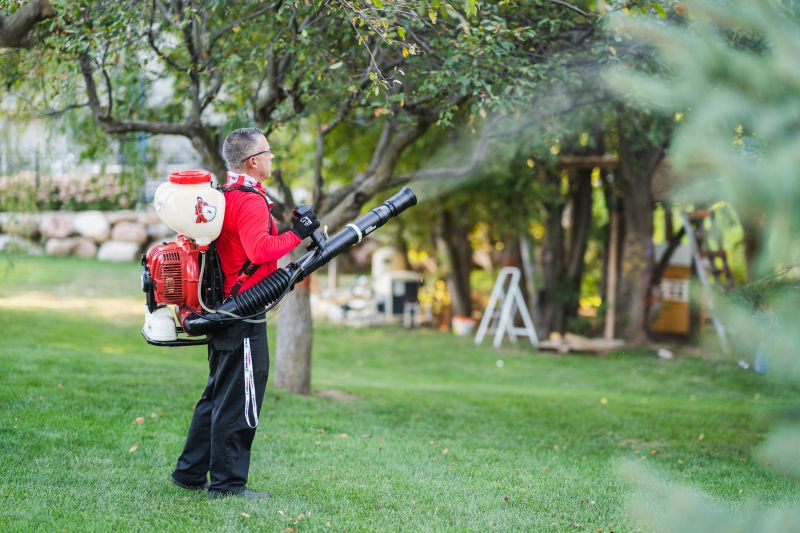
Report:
451,316,477,336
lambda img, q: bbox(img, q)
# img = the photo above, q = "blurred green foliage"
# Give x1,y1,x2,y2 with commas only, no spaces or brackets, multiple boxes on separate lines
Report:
607,0,800,530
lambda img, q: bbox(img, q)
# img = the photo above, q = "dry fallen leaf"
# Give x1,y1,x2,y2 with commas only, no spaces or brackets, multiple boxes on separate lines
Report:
698,432,705,441
58,383,64,390
650,449,659,456
443,448,449,455
503,496,510,503
131,416,145,425
129,443,139,454
336,433,350,439
600,397,609,405
241,512,250,518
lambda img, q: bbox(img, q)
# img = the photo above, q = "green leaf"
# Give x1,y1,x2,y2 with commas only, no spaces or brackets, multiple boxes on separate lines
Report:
428,9,437,25
329,61,344,70
464,0,478,17
653,4,666,19
398,26,406,40
373,0,382,7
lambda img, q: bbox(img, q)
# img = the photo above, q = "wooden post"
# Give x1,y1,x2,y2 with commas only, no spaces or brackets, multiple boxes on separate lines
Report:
604,211,619,340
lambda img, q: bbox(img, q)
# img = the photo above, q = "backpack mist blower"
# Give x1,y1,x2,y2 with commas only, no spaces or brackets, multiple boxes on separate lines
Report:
140,170,417,347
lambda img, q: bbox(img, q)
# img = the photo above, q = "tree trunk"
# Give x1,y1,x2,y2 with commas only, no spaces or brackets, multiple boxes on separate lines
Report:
275,249,313,394
562,168,593,325
616,206,652,342
615,135,665,343
190,128,227,182
739,215,763,281
436,206,472,318
539,171,566,337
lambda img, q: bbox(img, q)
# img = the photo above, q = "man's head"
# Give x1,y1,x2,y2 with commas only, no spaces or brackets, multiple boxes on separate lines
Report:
222,127,274,181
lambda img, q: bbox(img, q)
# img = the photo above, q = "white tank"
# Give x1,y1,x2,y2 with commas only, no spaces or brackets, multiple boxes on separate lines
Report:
153,170,225,247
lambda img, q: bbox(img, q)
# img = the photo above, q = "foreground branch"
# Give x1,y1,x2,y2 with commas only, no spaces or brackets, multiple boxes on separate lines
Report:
0,0,55,48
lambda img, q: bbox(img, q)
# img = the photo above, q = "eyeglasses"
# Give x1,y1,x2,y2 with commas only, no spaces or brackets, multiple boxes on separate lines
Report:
241,149,272,163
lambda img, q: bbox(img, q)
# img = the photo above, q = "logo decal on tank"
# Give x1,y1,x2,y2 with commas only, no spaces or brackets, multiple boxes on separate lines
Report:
194,196,217,223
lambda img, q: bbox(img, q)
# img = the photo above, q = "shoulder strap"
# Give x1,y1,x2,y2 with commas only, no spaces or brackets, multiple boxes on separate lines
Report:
219,185,275,235
219,185,276,297
228,260,261,298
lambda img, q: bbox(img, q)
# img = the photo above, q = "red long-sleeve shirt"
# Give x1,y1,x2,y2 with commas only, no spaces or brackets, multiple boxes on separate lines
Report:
216,189,301,297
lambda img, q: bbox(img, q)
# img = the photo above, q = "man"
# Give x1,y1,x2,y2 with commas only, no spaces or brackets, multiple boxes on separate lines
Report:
170,128,319,499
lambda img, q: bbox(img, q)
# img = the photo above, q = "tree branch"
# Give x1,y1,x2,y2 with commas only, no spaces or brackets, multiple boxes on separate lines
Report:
180,4,203,117
548,0,595,19
146,0,189,72
43,102,89,117
321,115,434,230
313,117,325,210
0,0,55,48
270,168,295,216
80,53,191,136
209,2,276,52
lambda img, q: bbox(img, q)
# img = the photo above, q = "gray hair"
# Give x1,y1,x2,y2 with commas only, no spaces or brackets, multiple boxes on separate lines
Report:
222,127,264,172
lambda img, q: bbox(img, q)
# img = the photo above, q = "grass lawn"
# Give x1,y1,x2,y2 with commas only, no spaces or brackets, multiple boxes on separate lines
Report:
0,254,798,532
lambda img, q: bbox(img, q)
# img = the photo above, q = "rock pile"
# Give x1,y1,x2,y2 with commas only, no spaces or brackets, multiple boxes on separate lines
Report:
0,209,176,262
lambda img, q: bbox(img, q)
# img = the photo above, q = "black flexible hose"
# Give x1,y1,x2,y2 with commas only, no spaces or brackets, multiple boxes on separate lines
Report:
182,187,417,337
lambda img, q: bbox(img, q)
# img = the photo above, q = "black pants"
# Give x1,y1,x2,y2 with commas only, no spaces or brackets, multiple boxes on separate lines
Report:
172,318,269,494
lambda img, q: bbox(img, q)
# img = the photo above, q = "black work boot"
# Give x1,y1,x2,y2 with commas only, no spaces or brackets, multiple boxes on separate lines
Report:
208,487,269,500
170,474,210,491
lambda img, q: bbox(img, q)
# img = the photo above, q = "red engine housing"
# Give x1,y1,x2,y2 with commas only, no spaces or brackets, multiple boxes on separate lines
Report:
145,235,202,319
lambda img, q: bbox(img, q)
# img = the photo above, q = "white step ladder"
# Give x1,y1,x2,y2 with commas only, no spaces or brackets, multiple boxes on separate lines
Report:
680,211,730,354
474,267,539,349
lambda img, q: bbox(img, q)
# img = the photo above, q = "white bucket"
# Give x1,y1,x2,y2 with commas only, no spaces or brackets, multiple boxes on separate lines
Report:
452,316,477,336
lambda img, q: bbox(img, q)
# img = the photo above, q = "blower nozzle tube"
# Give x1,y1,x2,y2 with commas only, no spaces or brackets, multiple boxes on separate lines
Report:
182,187,417,336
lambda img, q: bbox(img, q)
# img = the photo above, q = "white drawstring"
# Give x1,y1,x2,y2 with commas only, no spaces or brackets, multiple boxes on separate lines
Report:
243,338,259,428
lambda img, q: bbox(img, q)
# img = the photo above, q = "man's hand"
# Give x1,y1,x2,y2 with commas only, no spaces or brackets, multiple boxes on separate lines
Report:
290,204,320,240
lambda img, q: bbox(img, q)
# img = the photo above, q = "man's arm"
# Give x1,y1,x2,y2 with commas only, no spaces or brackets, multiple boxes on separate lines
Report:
237,194,301,264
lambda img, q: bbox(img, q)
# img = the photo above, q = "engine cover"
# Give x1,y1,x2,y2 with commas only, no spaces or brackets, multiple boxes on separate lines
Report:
143,235,201,313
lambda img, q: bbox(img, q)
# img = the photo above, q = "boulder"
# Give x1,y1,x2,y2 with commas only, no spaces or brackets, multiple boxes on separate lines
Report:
45,238,78,256
97,240,141,262
73,238,98,259
147,223,175,241
41,212,75,239
0,235,42,255
111,221,148,245
107,210,141,225
43,237,97,258
73,211,110,243
143,207,161,225
3,213,40,240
